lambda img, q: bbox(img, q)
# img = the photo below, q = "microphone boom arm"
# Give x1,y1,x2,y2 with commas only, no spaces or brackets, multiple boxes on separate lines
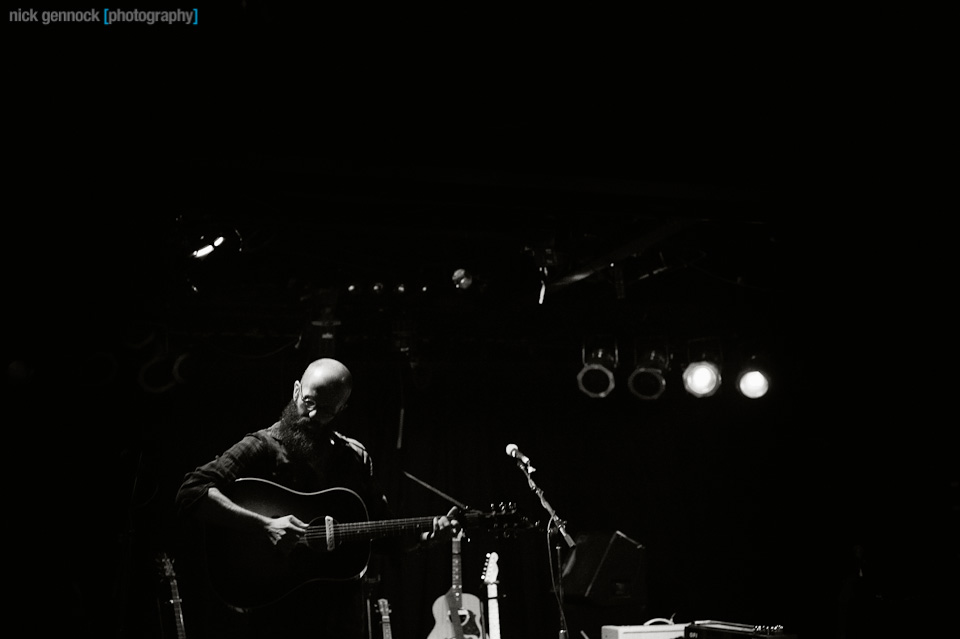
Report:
403,471,471,511
517,461,575,548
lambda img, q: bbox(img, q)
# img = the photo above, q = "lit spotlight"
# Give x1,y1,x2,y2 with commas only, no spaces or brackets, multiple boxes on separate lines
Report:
192,242,216,259
682,360,721,398
189,229,240,260
177,219,244,295
737,357,771,399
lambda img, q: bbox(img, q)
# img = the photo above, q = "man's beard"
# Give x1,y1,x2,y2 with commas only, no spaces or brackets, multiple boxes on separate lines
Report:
278,399,330,461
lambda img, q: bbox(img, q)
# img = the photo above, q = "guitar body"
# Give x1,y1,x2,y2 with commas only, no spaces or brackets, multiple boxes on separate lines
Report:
204,478,371,611
426,591,484,639
426,530,485,639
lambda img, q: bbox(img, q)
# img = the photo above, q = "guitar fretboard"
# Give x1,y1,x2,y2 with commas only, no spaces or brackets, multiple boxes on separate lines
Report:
450,535,463,606
486,582,500,639
170,578,187,639
303,516,437,543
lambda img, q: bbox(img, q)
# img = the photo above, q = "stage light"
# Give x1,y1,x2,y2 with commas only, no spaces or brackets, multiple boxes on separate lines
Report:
452,268,474,290
187,227,241,261
627,348,670,400
736,356,771,399
538,266,548,305
176,216,244,295
682,360,721,398
577,342,619,399
192,242,215,259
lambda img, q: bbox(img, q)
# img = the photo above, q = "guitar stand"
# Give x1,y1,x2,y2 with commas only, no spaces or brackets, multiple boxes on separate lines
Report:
363,574,379,639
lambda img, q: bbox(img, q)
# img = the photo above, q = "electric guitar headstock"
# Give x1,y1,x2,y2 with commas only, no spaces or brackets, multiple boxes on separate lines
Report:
482,551,502,639
482,551,500,585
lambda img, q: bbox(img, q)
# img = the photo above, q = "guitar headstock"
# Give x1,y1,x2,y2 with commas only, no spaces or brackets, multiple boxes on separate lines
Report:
465,502,534,538
157,552,176,579
377,597,391,618
482,551,500,584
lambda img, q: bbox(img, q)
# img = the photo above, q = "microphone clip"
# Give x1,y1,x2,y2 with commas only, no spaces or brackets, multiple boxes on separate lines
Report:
516,458,536,473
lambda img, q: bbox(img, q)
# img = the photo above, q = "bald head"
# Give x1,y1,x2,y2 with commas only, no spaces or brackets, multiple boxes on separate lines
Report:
301,358,353,389
294,359,353,425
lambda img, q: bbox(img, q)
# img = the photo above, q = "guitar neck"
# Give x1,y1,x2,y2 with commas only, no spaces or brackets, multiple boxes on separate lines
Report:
482,551,501,639
169,578,187,639
158,554,187,639
442,534,468,639
486,582,501,639
450,535,463,605
306,515,437,545
378,599,393,639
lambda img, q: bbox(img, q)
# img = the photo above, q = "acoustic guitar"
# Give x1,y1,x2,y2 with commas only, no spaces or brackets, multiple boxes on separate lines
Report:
203,477,526,611
482,552,501,639
426,530,484,639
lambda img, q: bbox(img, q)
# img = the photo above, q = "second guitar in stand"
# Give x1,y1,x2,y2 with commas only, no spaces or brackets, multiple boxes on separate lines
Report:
426,530,484,639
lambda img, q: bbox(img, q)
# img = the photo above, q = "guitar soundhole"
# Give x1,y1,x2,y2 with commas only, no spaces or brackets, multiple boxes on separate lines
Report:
450,609,481,639
304,517,328,550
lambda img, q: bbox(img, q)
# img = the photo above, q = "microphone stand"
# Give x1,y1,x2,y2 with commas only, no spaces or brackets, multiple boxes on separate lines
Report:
514,458,575,639
515,459,575,549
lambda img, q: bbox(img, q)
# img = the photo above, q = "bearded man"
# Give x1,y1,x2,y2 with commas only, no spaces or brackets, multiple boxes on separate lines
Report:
176,358,456,638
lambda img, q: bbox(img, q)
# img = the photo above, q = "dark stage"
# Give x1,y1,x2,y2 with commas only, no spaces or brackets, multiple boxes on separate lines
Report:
5,28,955,639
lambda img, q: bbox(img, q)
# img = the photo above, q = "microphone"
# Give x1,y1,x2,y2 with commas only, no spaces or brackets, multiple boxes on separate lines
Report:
505,444,534,471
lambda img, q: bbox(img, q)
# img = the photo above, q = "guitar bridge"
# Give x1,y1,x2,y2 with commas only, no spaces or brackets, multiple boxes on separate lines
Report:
325,515,335,551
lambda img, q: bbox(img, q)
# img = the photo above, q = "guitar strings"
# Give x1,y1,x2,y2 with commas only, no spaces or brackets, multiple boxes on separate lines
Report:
301,510,506,541
302,516,437,541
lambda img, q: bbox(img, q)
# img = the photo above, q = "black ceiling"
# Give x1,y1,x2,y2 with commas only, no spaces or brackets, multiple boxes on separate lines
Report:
65,123,798,367
9,94,825,376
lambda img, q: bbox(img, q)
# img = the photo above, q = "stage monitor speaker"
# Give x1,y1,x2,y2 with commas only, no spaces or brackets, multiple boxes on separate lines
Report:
561,530,646,607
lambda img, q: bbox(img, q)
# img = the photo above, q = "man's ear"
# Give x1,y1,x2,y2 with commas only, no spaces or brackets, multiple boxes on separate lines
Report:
292,380,300,401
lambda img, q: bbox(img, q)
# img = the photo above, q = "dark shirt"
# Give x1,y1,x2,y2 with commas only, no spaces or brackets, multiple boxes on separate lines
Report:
176,421,390,521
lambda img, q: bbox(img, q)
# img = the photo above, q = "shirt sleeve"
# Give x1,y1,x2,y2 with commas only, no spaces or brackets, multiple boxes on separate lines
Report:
174,433,268,516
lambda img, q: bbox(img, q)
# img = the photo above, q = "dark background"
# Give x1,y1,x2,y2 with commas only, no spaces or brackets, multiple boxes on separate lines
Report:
7,9,955,639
